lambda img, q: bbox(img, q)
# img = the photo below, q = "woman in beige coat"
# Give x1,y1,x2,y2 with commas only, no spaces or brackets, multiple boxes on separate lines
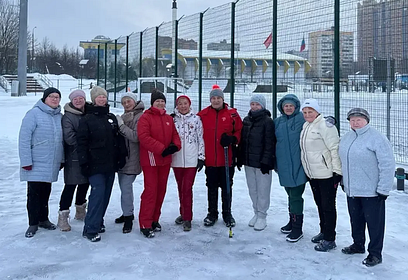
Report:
300,98,342,252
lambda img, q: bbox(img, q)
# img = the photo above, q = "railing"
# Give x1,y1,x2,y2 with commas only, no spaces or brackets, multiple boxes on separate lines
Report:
0,75,10,92
37,74,53,88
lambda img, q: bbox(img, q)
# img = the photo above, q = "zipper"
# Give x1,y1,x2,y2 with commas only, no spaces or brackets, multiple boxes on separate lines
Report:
182,115,186,168
322,155,328,168
346,131,358,197
300,123,313,178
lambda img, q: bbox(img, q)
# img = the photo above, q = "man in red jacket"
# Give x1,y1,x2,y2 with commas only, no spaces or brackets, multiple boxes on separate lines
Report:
197,85,243,227
137,89,181,238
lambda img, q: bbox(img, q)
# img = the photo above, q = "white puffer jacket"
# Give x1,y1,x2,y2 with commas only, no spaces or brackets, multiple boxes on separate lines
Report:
171,108,205,168
300,114,342,179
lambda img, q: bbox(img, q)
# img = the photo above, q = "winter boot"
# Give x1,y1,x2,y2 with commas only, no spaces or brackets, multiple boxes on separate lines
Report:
74,202,87,221
140,228,155,238
280,214,292,234
115,214,134,224
83,232,101,242
57,210,71,231
362,255,382,267
203,214,218,227
311,232,324,243
152,221,162,232
314,240,337,252
183,221,192,231
99,224,106,233
254,217,267,231
248,214,257,227
25,225,38,238
175,216,184,225
286,214,303,242
38,219,57,230
341,244,365,255
223,215,236,228
122,215,133,234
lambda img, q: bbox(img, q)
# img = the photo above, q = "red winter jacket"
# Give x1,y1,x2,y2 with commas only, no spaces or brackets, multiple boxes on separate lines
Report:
137,107,181,167
197,104,243,167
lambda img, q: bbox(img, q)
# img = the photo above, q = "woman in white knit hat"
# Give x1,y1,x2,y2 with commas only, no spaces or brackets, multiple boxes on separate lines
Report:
300,98,342,252
113,92,145,234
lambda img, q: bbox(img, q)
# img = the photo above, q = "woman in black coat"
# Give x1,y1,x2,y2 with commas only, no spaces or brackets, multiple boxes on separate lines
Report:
77,86,127,242
238,94,276,231
58,90,90,232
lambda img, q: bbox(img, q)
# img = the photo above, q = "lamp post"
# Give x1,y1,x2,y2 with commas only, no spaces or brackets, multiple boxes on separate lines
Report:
31,26,36,72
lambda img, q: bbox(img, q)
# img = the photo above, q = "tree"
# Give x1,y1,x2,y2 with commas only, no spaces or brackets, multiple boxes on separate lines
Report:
0,0,19,74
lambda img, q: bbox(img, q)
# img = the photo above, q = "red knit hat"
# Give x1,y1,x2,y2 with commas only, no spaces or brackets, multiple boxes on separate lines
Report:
176,95,191,105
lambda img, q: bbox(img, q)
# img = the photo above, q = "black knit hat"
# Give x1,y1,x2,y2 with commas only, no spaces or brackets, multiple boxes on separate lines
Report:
42,87,61,102
150,88,166,106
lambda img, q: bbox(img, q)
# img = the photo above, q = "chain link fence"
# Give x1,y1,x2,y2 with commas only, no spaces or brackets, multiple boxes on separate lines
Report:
92,0,408,164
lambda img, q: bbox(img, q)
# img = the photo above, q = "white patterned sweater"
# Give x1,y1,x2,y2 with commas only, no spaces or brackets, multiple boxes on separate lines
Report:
171,108,205,168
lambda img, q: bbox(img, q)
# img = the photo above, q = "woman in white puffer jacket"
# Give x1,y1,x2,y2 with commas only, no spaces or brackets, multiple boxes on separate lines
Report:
300,98,342,252
171,95,205,231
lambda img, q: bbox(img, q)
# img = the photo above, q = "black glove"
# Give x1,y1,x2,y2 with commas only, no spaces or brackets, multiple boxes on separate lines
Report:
377,193,388,201
197,159,205,172
161,144,179,157
220,133,237,147
59,163,65,170
260,163,270,175
333,173,342,185
80,164,89,177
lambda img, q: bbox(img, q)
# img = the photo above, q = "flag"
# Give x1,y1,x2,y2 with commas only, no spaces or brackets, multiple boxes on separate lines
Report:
300,36,306,52
263,32,272,49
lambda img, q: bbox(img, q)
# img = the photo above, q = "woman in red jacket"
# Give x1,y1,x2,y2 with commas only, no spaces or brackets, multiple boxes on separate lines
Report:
137,89,181,238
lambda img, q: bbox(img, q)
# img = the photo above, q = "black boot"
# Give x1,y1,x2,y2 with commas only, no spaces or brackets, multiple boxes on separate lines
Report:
286,214,303,242
280,214,292,234
115,214,134,224
123,215,133,234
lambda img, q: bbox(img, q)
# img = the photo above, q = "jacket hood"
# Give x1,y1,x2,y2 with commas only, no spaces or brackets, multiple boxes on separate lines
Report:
248,108,271,120
277,94,301,116
84,102,110,115
147,106,166,115
34,99,61,115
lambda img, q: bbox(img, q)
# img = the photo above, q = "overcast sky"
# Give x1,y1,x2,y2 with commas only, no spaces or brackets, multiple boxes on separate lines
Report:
28,0,230,50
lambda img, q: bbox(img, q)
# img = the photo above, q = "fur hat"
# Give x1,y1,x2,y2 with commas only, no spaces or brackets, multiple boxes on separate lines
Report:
209,85,224,100
90,86,108,104
300,98,320,113
69,89,86,102
42,87,61,102
176,95,191,105
347,108,370,123
150,88,166,106
121,92,138,103
250,94,266,109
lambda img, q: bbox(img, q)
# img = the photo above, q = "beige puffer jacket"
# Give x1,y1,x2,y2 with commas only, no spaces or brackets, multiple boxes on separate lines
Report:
300,114,342,179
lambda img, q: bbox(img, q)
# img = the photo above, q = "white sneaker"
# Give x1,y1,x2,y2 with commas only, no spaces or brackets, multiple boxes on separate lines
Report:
248,214,257,227
254,217,267,231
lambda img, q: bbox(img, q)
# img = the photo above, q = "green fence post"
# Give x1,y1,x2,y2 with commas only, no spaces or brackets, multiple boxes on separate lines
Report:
96,44,100,86
114,39,117,108
334,0,340,131
272,0,277,119
230,1,239,108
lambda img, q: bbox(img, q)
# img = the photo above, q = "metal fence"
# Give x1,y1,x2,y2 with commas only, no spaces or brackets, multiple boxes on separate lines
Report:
94,0,408,164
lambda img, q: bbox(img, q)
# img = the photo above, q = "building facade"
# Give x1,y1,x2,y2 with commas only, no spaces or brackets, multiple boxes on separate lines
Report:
308,28,354,79
357,0,408,74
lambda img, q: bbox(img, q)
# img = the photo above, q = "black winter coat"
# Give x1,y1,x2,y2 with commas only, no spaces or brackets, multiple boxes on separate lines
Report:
239,109,276,169
77,103,127,176
62,102,89,185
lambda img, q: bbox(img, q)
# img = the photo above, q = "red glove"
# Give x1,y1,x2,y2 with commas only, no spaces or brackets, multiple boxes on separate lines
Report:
22,165,32,171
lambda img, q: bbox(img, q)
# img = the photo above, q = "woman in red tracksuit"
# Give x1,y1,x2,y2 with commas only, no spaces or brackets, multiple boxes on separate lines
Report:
197,85,243,227
137,89,181,238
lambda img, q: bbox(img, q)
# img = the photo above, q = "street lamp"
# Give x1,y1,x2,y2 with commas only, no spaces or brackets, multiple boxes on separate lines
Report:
79,59,89,89
31,26,36,72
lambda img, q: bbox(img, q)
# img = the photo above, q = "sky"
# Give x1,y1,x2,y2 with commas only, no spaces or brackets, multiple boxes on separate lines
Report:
28,0,230,50
0,77,408,279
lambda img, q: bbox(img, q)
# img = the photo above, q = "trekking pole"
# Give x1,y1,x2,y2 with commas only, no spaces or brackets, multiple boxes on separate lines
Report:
224,146,233,238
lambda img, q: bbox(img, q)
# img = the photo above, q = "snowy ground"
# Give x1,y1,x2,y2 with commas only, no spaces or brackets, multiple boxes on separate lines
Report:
0,76,407,280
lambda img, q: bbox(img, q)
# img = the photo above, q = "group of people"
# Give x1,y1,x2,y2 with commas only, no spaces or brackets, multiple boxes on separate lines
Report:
18,85,395,267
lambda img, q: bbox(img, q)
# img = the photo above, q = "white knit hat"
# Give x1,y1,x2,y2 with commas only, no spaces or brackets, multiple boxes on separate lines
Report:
300,98,320,113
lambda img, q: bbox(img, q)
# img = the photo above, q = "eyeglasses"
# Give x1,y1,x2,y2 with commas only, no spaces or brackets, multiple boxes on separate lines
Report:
47,95,60,100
